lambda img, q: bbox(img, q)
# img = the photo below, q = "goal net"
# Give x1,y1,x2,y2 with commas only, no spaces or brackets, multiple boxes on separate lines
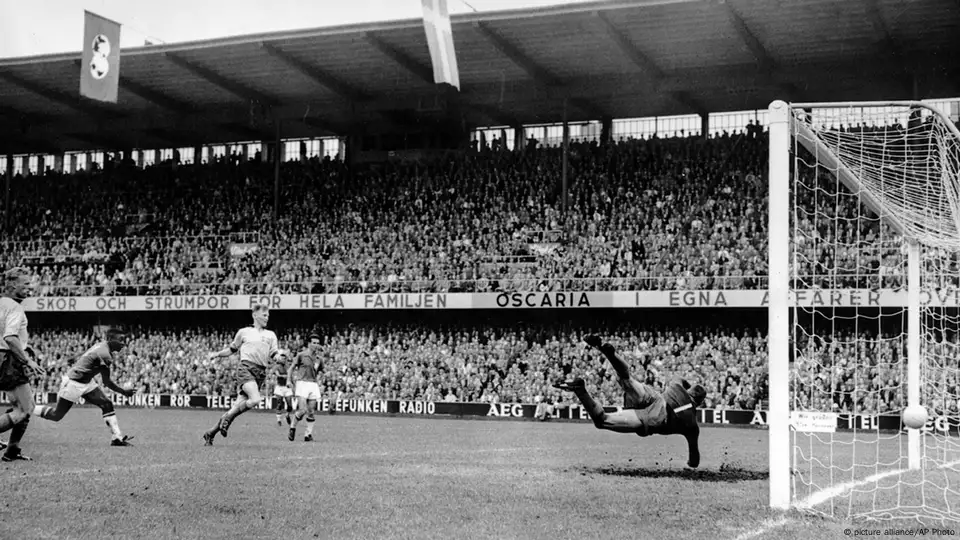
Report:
768,100,960,524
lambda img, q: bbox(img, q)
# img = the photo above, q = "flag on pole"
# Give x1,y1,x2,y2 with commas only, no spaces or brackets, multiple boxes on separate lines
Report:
80,11,122,103
421,0,460,90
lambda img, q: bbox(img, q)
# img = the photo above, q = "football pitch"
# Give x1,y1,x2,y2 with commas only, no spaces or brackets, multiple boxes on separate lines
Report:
1,409,957,540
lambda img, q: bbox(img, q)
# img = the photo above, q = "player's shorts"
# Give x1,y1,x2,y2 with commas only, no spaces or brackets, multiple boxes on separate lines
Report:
0,352,31,391
294,381,321,401
236,361,266,390
273,385,293,398
619,376,667,437
58,377,99,403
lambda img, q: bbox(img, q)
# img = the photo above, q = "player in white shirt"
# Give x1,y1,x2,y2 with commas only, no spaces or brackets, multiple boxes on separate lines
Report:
0,267,45,462
202,303,279,445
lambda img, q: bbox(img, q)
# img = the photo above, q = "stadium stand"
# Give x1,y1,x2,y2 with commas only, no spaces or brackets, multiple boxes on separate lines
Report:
5,130,774,295
30,317,958,418
5,118,955,414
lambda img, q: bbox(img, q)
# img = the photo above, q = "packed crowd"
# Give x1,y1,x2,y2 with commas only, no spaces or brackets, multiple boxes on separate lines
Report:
2,119,951,295
3,130,778,296
25,322,959,416
27,323,768,410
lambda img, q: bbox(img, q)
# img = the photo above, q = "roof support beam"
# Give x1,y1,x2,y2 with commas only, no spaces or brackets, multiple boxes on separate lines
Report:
164,53,279,105
0,71,121,117
473,22,562,86
717,0,774,72
120,76,195,113
365,32,435,85
594,11,707,114
70,59,193,113
259,43,372,102
472,21,608,118
593,11,663,80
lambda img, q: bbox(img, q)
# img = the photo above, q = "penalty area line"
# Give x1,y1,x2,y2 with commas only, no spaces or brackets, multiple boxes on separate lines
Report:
730,458,960,540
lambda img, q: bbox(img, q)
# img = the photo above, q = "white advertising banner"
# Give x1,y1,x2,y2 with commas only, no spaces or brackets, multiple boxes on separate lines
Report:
19,289,957,312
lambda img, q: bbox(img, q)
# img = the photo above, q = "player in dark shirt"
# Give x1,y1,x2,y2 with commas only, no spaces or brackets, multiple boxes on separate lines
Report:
287,334,323,442
33,328,136,446
554,335,705,468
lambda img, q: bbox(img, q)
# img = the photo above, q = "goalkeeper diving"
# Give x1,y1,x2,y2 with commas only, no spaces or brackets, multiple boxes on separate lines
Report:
554,335,705,468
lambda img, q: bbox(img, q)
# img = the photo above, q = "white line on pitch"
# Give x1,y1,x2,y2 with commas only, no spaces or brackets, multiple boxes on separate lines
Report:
730,458,960,540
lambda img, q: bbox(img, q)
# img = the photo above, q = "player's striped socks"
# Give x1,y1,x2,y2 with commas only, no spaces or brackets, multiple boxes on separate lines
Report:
33,405,51,418
103,412,123,439
305,419,314,437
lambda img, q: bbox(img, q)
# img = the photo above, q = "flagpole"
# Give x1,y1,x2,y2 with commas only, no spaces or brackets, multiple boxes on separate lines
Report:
274,120,282,220
562,98,569,223
4,153,11,233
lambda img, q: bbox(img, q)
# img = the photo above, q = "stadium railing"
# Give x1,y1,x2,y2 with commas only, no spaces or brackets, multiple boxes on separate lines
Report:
22,273,925,297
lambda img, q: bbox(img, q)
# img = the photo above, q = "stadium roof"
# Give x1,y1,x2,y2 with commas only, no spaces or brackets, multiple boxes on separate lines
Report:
1,0,959,154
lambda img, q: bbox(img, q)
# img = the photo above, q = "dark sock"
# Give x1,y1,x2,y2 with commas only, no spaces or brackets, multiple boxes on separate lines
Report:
8,414,29,446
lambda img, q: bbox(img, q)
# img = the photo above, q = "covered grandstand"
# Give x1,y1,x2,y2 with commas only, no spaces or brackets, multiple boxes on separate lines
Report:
1,0,958,161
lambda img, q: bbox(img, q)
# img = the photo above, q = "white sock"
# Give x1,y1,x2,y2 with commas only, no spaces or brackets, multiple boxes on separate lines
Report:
33,405,47,417
305,420,314,436
104,414,123,439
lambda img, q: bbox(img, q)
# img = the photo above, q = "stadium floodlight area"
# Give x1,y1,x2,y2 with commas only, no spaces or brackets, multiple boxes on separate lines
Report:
768,100,960,523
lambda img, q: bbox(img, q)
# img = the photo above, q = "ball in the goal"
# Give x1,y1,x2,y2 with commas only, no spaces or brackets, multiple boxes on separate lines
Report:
902,405,929,429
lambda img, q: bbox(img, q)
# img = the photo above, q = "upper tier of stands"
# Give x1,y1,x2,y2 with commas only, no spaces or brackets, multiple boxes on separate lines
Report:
4,128,777,296
3,118,941,296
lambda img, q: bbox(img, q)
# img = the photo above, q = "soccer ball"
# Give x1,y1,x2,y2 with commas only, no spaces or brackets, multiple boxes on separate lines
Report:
90,56,109,79
902,405,928,429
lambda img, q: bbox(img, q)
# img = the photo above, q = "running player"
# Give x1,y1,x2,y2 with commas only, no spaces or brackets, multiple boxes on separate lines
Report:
287,334,322,442
0,267,44,462
273,349,294,426
34,327,136,446
203,303,279,445
554,335,706,468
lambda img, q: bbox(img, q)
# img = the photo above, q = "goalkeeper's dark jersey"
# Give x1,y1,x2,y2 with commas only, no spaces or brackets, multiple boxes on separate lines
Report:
654,379,700,436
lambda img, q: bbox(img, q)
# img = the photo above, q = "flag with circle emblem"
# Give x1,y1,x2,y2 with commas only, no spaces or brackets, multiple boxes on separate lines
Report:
80,11,122,103
421,0,460,90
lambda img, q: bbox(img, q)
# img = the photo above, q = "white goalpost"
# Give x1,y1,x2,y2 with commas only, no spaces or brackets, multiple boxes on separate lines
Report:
768,99,960,523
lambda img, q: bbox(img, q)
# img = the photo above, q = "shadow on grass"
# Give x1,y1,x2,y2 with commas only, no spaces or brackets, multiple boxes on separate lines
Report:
572,464,769,483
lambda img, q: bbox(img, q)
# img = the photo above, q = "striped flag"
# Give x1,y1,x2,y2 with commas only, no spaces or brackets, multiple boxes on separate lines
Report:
421,0,460,90
80,11,122,103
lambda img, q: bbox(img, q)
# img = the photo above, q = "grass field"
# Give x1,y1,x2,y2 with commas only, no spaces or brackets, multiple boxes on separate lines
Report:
1,408,958,540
